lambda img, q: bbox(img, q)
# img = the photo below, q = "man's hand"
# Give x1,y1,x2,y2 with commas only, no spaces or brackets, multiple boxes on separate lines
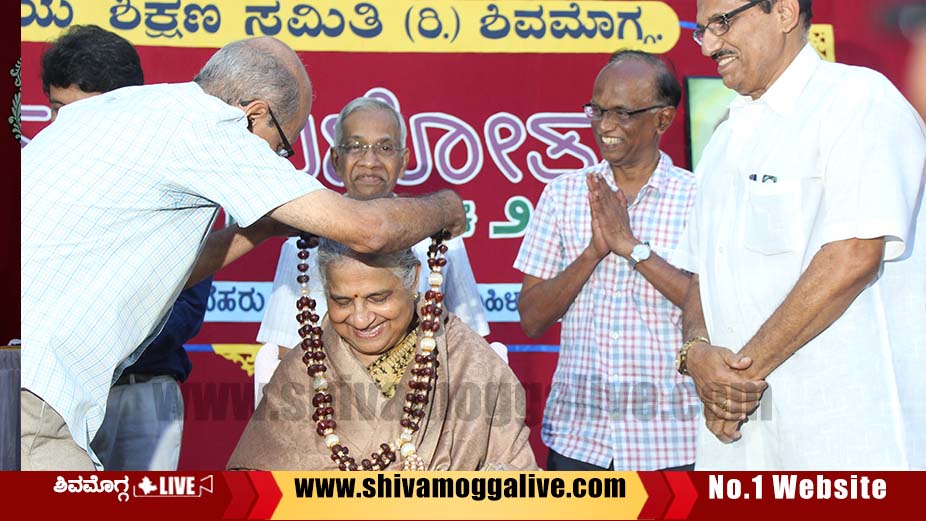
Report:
687,341,767,431
704,405,745,443
587,191,611,260
436,189,468,238
586,173,636,257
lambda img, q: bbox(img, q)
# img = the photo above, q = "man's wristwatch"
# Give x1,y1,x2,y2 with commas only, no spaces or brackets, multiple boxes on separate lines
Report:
676,336,709,376
628,241,651,269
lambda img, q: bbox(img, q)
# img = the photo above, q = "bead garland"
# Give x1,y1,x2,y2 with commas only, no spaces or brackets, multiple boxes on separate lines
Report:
295,231,451,471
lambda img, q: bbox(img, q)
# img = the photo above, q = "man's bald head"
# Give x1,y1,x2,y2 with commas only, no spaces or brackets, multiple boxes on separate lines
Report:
194,37,312,128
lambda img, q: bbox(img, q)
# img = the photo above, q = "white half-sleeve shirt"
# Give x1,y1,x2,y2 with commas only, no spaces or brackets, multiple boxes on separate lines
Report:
674,45,926,470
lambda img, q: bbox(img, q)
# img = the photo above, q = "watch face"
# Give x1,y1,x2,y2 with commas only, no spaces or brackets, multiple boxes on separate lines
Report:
632,243,651,261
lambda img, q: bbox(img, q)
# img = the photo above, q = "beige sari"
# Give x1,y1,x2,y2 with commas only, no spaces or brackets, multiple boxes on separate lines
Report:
228,314,539,470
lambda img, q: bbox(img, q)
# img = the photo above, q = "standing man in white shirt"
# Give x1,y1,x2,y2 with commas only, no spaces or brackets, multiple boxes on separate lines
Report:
675,0,926,469
259,97,489,362
21,37,466,470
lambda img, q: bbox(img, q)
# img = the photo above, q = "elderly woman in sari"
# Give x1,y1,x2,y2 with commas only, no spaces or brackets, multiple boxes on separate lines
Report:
228,239,538,471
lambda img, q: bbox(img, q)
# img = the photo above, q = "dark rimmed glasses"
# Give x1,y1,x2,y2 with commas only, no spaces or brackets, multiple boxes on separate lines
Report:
583,103,667,124
241,100,294,159
693,0,765,45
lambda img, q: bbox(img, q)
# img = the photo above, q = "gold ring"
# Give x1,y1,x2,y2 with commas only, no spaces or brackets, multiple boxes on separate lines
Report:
720,398,729,412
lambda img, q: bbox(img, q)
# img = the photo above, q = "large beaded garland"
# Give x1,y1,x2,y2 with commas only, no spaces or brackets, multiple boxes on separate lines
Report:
295,232,450,471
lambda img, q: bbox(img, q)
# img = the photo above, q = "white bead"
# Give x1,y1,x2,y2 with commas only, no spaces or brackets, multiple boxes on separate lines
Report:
428,272,444,287
399,431,413,443
400,442,417,458
420,337,436,351
324,434,340,448
301,288,310,295
313,377,328,391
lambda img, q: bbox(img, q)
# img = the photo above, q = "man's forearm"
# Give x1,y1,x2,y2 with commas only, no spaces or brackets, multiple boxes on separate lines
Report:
634,253,692,308
518,249,602,338
739,238,884,379
186,220,277,288
269,189,465,254
371,190,465,252
682,274,710,341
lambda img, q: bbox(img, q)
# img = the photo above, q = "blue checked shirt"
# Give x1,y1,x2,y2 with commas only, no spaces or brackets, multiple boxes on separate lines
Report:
22,82,322,467
514,153,700,470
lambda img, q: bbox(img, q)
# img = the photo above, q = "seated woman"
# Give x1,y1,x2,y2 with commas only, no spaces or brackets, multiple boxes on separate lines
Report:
228,237,538,471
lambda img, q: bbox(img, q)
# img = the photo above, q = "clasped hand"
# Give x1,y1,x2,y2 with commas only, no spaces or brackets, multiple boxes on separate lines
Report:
687,341,768,443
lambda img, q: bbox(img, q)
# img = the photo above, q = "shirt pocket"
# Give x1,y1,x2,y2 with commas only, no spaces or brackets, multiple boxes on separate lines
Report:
742,178,802,255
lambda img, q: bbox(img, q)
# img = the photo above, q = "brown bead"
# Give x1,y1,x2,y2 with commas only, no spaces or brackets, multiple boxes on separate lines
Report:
414,409,425,418
313,351,326,361
361,459,372,470
428,244,438,253
310,314,320,323
433,293,444,303
331,453,340,462
420,320,433,331
338,462,347,471
316,425,327,436
309,338,322,348
425,290,437,300
297,275,309,284
348,463,358,471
298,250,309,260
422,304,435,315
400,418,411,428
302,352,314,365
297,296,311,309
436,258,447,267
332,444,343,454
433,307,443,316
312,393,328,407
419,367,434,377
297,263,309,273
427,259,437,268
380,443,391,452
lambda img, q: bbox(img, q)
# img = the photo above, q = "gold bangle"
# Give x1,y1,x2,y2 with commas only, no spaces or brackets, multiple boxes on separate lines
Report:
676,336,709,376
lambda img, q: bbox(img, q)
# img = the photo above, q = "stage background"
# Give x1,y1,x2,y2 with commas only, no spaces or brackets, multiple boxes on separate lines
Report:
19,0,917,470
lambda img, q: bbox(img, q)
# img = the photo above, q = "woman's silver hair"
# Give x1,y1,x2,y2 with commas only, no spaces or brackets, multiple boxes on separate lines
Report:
193,39,301,125
316,238,420,293
333,97,407,147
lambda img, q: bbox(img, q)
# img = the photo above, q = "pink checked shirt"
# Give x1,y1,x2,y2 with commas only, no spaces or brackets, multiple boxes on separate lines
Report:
514,152,699,470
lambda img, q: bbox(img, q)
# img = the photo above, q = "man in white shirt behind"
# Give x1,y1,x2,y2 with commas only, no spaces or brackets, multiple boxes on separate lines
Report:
258,97,489,363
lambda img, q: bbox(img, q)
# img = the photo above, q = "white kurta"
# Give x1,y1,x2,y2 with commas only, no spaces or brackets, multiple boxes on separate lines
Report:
675,45,926,469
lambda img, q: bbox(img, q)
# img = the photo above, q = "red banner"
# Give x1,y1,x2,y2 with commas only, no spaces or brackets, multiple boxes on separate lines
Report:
0,471,917,519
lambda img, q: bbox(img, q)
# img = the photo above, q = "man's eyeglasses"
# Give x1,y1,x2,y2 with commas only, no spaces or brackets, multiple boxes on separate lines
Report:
693,0,765,45
583,103,667,124
337,141,403,158
267,107,294,159
240,100,294,159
